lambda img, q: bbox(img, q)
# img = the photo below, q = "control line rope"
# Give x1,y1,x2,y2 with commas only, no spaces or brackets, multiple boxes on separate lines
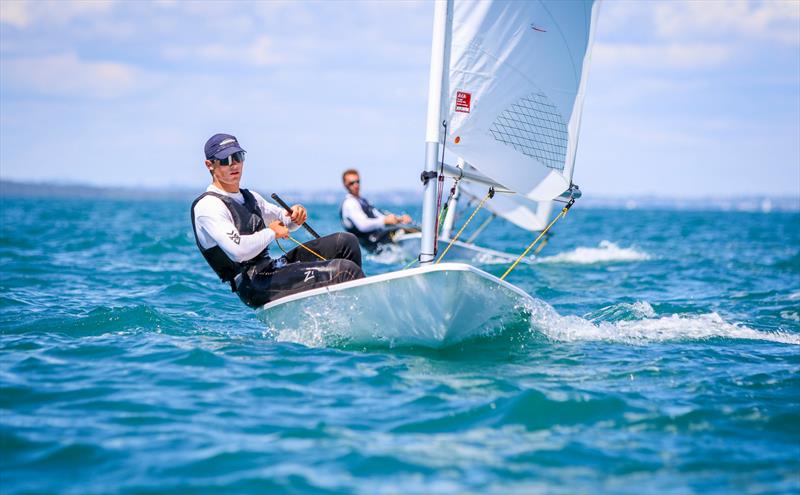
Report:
402,257,419,270
288,235,326,260
500,198,574,281
436,177,461,236
436,188,494,264
433,120,448,255
276,236,327,261
465,213,495,244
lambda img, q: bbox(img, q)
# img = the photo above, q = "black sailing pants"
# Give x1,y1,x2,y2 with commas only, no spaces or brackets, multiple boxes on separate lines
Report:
236,232,365,308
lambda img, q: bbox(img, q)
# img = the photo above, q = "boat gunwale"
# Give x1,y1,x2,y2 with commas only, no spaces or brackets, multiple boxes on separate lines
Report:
258,262,531,311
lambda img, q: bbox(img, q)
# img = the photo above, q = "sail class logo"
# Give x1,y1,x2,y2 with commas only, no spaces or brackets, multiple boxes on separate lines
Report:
455,91,471,113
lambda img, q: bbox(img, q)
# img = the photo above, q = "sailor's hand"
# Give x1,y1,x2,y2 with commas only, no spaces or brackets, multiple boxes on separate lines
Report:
269,220,290,239
399,214,412,224
289,204,307,225
383,214,399,225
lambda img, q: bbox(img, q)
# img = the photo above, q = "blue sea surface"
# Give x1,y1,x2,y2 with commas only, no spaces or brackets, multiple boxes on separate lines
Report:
1,194,799,494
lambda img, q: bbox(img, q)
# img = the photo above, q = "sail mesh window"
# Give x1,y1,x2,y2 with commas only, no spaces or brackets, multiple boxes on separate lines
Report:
488,92,568,171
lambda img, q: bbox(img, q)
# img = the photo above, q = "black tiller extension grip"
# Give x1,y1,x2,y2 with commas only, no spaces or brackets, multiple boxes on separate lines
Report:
270,193,321,239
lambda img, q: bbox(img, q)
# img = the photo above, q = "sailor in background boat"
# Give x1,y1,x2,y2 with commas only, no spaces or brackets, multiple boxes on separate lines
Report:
191,133,364,308
339,168,417,252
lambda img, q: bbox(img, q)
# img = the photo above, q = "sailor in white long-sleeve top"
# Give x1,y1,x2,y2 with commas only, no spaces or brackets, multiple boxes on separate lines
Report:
191,133,364,308
339,168,414,252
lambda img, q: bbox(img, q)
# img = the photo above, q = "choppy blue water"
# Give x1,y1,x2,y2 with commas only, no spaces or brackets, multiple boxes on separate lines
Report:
1,194,799,494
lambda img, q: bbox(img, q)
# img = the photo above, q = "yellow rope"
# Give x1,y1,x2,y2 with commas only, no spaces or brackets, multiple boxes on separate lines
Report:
436,204,448,235
533,234,550,256
401,257,419,270
500,200,573,281
436,189,493,264
287,235,326,261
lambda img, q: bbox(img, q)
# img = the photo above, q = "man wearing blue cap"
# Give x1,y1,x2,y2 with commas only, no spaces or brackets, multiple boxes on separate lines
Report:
191,133,364,308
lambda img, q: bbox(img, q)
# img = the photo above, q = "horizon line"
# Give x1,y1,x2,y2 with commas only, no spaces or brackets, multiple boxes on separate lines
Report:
1,178,798,203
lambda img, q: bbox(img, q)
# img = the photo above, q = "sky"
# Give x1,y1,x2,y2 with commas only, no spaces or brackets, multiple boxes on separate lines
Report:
0,0,798,199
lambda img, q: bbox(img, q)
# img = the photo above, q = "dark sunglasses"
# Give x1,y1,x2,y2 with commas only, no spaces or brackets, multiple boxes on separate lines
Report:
215,151,245,166
347,179,360,187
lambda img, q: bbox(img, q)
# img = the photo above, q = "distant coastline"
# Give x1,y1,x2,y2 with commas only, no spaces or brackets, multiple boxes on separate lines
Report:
1,180,798,212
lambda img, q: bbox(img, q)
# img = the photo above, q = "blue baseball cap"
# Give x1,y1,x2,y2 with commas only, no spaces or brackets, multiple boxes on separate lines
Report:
204,133,246,160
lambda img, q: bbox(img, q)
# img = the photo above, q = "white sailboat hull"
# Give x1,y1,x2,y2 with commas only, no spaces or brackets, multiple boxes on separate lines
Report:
393,232,524,264
257,263,534,348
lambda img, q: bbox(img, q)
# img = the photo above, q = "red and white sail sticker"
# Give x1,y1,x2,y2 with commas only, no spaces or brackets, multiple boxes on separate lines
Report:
455,91,471,113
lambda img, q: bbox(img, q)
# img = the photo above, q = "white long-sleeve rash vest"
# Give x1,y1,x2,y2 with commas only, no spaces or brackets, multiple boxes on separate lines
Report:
192,185,300,262
340,194,385,233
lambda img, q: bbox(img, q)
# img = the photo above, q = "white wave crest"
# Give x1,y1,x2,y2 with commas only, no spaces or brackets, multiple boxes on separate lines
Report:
586,301,657,322
780,311,800,322
628,301,657,319
471,251,522,265
261,297,363,348
522,299,800,345
536,240,651,264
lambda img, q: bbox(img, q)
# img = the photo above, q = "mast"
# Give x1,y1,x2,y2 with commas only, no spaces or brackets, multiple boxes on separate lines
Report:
419,0,453,264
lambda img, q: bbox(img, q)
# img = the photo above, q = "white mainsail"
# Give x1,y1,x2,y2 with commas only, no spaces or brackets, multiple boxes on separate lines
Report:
418,0,597,262
445,0,599,201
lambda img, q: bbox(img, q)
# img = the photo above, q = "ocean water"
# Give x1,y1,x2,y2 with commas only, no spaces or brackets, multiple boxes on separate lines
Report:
1,194,798,494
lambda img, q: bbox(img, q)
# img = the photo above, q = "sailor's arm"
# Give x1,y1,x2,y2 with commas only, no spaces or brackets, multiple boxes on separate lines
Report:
193,209,274,263
367,201,411,225
342,197,385,232
374,205,411,225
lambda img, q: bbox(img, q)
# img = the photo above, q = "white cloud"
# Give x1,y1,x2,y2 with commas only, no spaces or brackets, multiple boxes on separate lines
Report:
0,1,28,28
1,52,142,98
593,42,734,70
585,75,710,112
600,0,800,46
161,35,281,67
243,36,279,67
0,0,115,29
654,0,800,45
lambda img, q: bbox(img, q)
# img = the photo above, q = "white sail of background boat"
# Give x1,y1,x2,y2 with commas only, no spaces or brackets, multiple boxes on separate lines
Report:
259,0,600,348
